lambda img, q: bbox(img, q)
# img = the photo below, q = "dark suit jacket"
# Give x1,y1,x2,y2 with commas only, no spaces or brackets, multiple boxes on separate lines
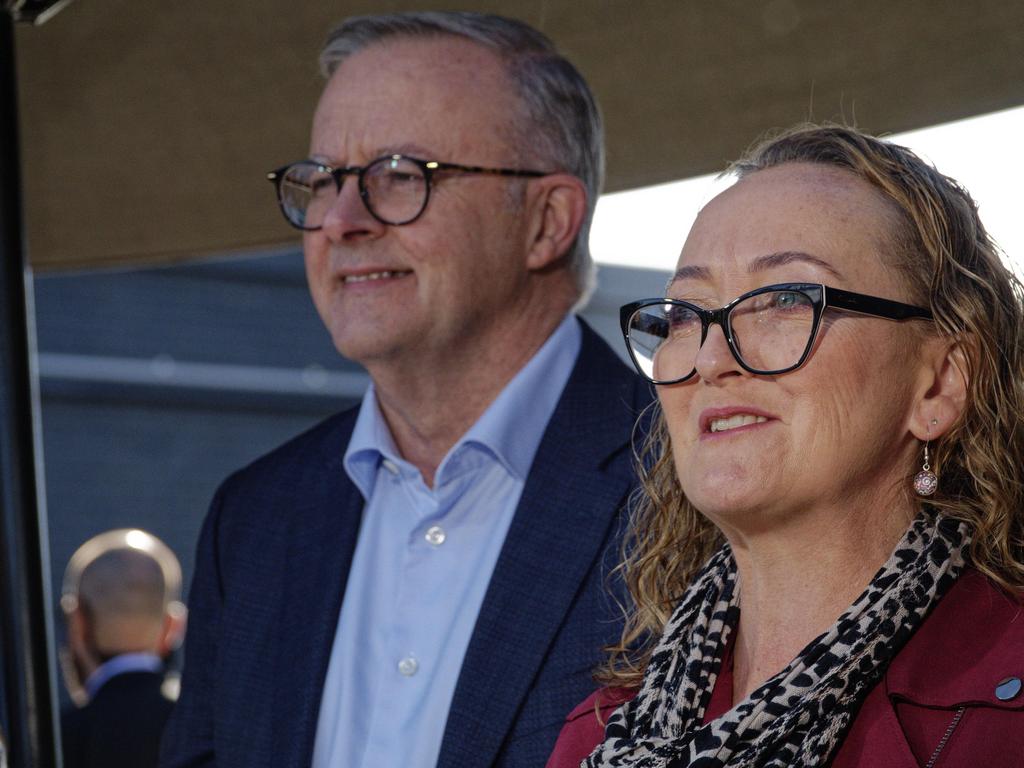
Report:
160,319,651,768
63,670,175,768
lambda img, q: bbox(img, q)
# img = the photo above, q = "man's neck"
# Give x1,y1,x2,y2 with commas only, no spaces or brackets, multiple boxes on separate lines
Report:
367,310,572,486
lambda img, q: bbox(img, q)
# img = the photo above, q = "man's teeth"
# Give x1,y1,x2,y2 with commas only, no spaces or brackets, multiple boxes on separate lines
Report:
343,270,407,283
709,414,767,433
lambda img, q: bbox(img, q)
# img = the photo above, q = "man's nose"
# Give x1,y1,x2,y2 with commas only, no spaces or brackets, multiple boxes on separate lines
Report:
320,175,385,241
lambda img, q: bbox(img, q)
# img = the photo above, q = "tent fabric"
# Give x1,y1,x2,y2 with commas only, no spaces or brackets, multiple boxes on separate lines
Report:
14,0,1024,271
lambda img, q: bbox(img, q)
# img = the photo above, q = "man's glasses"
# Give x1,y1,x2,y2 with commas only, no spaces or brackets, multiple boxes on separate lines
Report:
267,154,549,230
620,283,933,385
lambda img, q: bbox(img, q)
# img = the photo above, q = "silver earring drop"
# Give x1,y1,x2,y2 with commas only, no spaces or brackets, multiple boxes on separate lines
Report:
913,420,939,497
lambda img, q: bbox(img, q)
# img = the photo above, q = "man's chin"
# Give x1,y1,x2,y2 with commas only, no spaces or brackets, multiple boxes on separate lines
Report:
331,329,415,367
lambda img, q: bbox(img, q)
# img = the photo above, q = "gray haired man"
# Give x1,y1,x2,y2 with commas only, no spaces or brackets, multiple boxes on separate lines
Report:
161,12,648,768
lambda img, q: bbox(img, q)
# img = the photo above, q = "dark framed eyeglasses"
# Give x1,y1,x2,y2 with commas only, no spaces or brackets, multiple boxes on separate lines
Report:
620,283,933,385
266,154,549,230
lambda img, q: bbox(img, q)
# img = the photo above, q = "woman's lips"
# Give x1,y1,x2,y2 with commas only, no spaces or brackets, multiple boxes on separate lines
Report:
698,407,777,437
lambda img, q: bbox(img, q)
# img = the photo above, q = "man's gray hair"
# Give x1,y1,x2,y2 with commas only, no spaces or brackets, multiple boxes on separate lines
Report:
320,11,604,303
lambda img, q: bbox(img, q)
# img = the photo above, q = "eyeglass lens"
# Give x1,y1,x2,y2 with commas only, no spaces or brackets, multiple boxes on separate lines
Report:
627,289,816,382
277,156,429,229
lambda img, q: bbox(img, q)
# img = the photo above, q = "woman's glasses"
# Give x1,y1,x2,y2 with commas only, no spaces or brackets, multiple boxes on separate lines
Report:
620,283,933,385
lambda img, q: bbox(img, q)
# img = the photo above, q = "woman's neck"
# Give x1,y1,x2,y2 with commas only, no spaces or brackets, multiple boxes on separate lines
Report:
725,499,916,701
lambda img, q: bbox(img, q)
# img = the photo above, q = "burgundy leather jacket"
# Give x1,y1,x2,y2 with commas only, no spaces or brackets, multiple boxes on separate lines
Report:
547,568,1024,767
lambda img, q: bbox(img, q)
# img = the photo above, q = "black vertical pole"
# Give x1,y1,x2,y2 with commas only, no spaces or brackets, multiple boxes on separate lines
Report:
0,8,61,768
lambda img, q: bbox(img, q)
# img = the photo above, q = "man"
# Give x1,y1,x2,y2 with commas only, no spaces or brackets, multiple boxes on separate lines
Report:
161,12,649,768
60,529,187,768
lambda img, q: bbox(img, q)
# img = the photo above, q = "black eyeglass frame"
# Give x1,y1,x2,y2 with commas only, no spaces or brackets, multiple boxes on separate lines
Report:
620,282,934,385
266,154,549,230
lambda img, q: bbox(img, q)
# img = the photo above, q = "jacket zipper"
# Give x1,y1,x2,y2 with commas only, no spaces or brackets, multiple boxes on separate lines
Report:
924,706,966,768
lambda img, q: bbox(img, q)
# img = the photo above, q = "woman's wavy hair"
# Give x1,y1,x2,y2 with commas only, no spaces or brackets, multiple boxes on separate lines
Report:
600,122,1024,689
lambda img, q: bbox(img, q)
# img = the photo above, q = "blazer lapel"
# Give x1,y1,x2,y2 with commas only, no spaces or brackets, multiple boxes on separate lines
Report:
438,322,646,768
266,416,365,768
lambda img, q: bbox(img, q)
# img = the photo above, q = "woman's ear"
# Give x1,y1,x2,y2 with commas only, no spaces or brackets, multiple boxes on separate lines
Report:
911,335,970,440
523,173,587,272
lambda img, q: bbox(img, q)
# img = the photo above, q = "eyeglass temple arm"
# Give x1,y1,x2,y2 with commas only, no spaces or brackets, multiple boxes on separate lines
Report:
825,286,933,320
619,300,655,335
428,161,547,178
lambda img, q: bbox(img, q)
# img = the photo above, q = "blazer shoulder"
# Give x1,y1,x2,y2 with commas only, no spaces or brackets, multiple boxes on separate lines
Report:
201,405,361,552
216,405,359,500
576,317,652,408
555,318,654,470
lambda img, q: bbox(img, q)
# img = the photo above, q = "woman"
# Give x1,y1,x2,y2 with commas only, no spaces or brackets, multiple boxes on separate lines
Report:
547,124,1024,767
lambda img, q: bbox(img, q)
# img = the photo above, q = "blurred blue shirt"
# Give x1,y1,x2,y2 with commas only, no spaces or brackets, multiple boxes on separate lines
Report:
84,652,163,699
312,315,581,768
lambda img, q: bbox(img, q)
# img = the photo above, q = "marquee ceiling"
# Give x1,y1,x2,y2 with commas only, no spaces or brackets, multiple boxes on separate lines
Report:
15,0,1024,270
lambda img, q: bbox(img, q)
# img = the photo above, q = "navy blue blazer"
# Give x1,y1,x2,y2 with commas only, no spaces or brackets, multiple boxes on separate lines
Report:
159,319,651,768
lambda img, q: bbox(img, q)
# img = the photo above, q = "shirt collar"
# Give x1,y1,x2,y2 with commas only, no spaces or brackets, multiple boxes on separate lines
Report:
453,313,580,480
84,652,163,700
343,314,581,491
344,380,403,499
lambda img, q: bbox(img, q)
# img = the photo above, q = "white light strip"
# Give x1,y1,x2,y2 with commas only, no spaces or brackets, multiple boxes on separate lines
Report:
37,352,369,398
590,105,1024,275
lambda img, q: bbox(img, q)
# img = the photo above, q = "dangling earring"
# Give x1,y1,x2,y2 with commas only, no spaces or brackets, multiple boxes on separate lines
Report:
913,419,939,497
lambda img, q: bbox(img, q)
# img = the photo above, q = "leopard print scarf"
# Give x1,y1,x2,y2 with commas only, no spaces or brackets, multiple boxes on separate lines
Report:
585,513,970,768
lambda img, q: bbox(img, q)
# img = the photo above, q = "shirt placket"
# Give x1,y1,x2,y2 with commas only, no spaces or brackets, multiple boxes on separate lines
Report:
361,462,446,754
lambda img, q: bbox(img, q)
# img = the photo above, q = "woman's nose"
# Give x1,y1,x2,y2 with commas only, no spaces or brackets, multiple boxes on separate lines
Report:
692,322,745,382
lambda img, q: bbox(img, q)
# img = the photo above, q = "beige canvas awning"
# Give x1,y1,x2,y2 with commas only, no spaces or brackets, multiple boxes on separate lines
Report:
15,0,1024,271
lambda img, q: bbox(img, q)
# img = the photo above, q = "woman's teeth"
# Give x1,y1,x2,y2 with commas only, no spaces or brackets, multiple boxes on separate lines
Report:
709,414,767,433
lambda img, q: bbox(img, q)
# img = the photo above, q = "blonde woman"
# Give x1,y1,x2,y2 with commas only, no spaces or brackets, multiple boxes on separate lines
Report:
548,124,1024,767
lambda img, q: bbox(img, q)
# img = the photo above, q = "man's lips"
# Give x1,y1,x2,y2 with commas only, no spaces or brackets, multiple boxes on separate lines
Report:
340,268,412,285
698,407,777,435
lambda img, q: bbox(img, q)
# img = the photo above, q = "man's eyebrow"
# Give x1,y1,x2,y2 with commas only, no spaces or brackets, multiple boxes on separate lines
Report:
380,143,433,159
749,251,845,279
307,144,434,166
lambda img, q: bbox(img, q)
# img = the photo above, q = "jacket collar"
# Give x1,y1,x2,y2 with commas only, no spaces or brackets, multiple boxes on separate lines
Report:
885,567,1024,710
436,318,649,768
269,409,364,768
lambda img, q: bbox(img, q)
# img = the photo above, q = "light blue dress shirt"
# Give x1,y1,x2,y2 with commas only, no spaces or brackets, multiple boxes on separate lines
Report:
311,315,582,768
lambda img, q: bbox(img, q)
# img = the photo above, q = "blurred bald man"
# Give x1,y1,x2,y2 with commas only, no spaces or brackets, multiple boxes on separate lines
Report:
60,530,187,768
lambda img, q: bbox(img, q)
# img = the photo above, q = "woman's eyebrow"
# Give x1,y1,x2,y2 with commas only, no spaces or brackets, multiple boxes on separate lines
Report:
670,265,713,283
667,252,843,292
666,265,712,294
749,250,845,279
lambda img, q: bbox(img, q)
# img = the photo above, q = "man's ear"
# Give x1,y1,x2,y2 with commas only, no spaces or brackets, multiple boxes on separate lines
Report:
524,173,587,272
910,336,970,440
157,601,188,657
67,607,101,678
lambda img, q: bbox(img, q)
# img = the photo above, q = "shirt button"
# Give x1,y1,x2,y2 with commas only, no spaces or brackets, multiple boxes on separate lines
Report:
424,525,446,547
995,676,1022,701
397,656,419,677
381,459,399,475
